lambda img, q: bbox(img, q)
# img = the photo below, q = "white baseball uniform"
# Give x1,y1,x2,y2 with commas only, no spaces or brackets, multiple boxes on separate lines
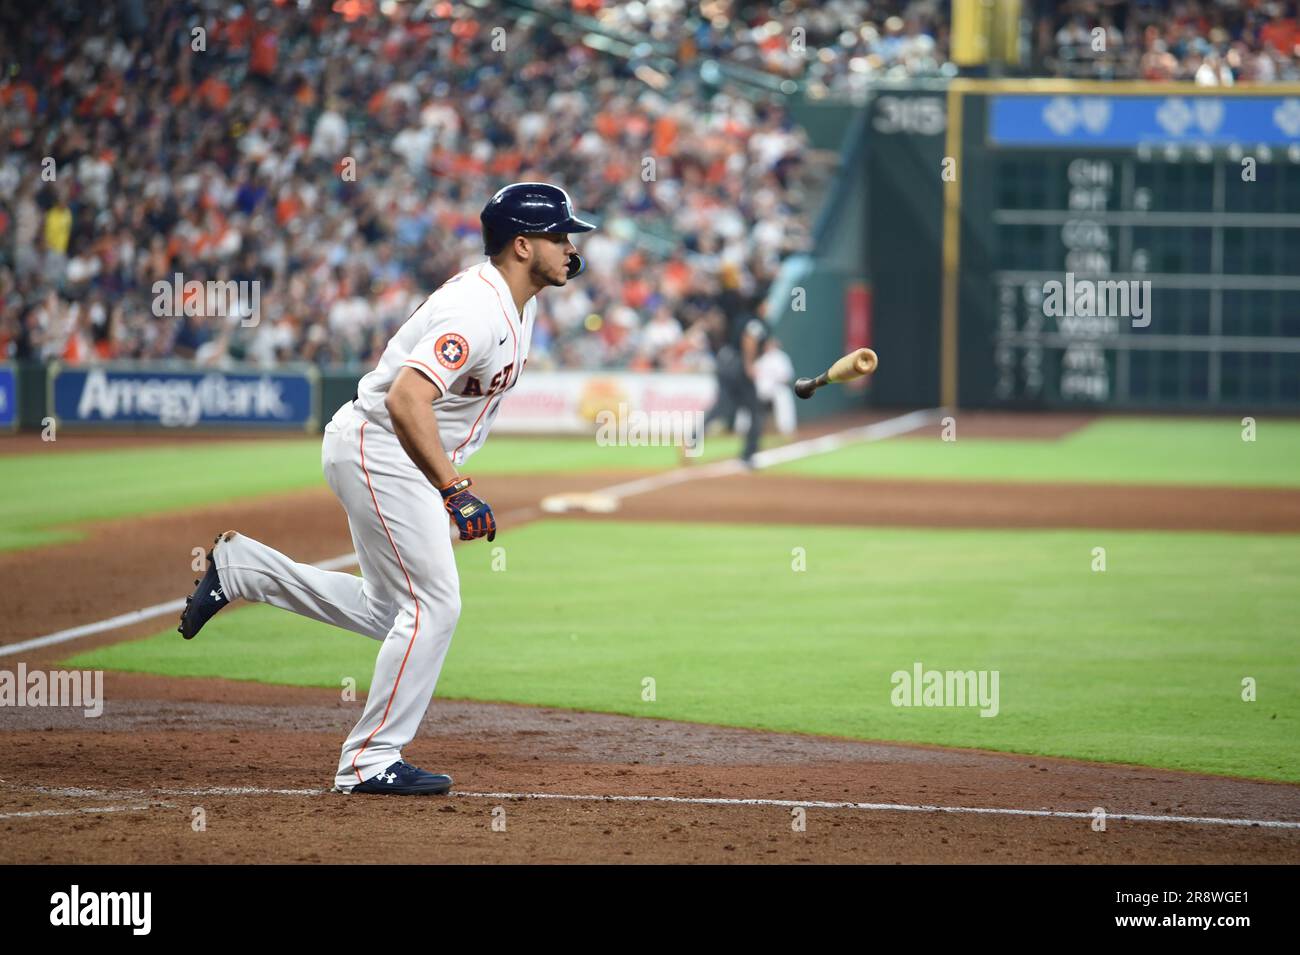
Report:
213,261,535,789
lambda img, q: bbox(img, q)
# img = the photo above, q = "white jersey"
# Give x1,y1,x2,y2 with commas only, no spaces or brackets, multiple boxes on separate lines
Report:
353,261,536,466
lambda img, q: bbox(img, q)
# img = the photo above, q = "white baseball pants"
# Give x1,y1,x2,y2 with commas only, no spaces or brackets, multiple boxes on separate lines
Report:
213,401,460,789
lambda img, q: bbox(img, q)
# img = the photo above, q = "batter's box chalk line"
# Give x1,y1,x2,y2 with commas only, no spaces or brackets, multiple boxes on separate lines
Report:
12,785,1300,830
0,802,177,820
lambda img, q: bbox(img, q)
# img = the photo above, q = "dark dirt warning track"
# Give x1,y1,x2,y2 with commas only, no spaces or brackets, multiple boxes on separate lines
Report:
2,416,1299,864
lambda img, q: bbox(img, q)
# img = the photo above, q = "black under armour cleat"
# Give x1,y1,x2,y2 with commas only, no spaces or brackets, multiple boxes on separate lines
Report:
178,532,233,640
336,760,453,796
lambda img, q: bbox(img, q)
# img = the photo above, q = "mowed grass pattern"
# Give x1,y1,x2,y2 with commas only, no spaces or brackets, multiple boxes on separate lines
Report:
4,416,1290,551
0,435,705,551
0,439,325,551
67,521,1300,782
777,417,1300,487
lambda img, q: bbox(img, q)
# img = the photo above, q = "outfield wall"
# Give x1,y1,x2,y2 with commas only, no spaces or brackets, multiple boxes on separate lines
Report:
4,361,714,436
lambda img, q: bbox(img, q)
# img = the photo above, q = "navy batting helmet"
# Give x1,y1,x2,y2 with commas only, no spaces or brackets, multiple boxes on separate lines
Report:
481,182,596,278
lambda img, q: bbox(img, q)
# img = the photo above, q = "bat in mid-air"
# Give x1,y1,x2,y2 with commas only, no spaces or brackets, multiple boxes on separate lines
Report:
793,347,879,399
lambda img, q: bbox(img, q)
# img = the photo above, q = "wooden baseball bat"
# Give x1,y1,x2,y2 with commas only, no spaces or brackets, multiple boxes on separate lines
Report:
793,347,878,399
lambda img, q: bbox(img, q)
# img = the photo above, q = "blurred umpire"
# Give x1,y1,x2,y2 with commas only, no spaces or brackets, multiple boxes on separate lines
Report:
701,264,769,467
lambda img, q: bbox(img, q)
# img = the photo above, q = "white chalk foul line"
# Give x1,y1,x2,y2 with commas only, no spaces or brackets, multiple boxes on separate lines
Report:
594,407,942,501
747,407,943,470
0,803,175,821
0,551,363,659
17,785,1300,830
154,787,325,797
28,785,325,798
4,410,937,658
450,791,1300,829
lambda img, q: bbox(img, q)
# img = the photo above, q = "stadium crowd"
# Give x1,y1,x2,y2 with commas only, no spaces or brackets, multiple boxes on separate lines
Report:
1041,0,1300,82
0,0,810,371
2,0,1297,373
559,1,1298,89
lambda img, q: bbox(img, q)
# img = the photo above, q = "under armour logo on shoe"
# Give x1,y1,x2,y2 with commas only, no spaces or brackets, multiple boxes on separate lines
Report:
210,587,225,602
379,772,397,784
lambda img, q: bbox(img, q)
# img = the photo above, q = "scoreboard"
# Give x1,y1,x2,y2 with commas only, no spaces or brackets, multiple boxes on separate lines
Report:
951,84,1300,411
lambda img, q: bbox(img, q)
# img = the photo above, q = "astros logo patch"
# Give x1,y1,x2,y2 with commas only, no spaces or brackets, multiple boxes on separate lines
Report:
435,333,469,370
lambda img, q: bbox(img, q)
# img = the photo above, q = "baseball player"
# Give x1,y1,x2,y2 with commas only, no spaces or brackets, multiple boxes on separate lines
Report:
702,295,770,467
177,182,595,795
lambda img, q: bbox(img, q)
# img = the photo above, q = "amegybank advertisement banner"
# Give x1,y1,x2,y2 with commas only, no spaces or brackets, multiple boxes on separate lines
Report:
49,365,317,430
0,363,17,430
495,372,714,433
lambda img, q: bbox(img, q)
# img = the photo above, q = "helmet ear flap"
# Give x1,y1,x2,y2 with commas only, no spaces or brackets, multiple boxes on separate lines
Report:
566,251,585,279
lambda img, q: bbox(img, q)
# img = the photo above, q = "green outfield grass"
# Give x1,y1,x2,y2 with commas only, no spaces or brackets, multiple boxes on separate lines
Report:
0,434,734,551
469,433,765,473
0,439,324,551
777,417,1300,487
5,415,1295,552
66,521,1300,782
